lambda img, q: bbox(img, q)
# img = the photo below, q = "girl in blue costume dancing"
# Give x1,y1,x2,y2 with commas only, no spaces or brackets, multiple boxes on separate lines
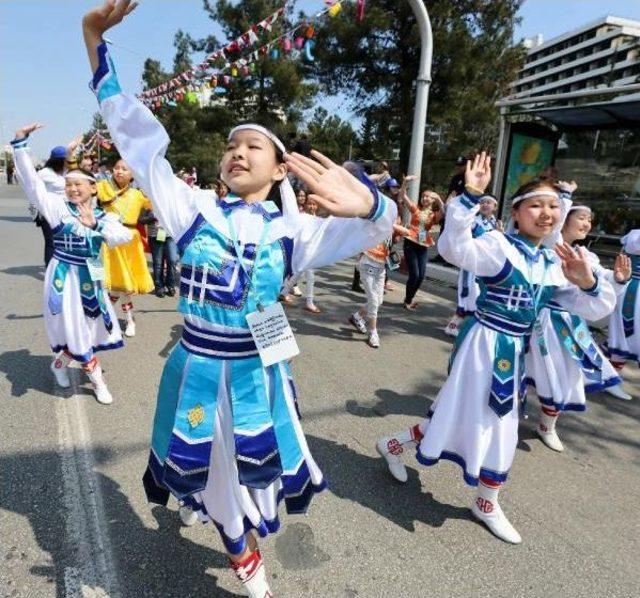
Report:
82,2,396,595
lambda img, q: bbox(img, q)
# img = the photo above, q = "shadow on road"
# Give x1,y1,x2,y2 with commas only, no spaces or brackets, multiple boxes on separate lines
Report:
0,215,34,223
0,445,241,597
307,435,472,533
0,265,45,282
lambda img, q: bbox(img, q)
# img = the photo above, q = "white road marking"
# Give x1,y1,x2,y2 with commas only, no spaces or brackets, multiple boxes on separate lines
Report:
55,368,119,598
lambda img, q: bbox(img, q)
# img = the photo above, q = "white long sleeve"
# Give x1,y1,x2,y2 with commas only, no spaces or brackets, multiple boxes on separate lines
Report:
552,274,616,322
437,192,506,277
96,213,133,247
12,143,68,227
621,229,640,255
99,92,198,242
291,194,397,275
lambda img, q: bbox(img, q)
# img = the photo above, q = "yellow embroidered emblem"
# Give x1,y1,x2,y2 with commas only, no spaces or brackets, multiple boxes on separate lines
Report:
497,359,511,372
82,282,92,292
577,331,585,340
54,279,63,289
187,405,205,428
561,327,569,337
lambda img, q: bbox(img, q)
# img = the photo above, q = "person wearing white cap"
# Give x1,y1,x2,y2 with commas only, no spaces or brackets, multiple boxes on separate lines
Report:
525,202,633,452
604,228,640,398
11,123,131,405
83,3,397,595
376,156,616,545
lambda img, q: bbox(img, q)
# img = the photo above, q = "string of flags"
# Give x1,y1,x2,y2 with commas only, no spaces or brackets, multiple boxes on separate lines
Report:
82,130,114,153
137,0,365,111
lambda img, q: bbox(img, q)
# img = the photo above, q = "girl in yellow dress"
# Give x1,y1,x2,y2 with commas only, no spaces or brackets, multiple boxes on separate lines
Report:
97,158,155,336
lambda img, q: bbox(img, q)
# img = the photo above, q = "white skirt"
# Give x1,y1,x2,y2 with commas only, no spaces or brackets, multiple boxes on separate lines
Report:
43,258,123,363
607,282,640,364
186,361,325,554
456,269,479,316
526,309,619,411
416,322,523,486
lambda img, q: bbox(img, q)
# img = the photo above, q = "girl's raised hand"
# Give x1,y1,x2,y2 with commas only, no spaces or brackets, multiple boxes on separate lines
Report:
555,242,596,290
464,152,492,194
76,201,97,229
613,253,632,284
14,123,43,140
284,150,374,218
83,0,138,36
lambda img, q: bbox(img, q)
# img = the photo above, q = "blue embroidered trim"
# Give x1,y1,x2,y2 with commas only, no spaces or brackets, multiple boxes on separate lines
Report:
415,447,509,487
176,213,205,254
10,137,28,148
459,189,482,209
90,42,122,103
50,340,124,363
480,260,513,285
581,275,600,296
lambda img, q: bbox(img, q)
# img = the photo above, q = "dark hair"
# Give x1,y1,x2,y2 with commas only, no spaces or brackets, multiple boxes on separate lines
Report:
538,165,559,183
44,156,65,174
266,144,285,211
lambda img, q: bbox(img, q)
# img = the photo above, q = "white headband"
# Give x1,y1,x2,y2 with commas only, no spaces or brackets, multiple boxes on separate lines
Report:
228,124,286,154
480,195,498,204
511,189,559,206
65,170,96,183
568,205,591,215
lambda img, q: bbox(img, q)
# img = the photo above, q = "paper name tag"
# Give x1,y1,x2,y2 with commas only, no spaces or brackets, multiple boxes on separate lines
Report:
418,230,427,244
245,302,300,367
86,257,105,281
156,227,167,242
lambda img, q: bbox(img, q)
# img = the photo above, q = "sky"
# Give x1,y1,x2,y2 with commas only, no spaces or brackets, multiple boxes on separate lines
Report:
1,0,639,159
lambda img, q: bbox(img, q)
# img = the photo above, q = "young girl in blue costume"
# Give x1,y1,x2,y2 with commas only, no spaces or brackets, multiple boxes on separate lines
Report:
12,123,132,405
606,229,640,395
83,2,396,595
444,193,500,337
526,203,633,452
376,153,616,545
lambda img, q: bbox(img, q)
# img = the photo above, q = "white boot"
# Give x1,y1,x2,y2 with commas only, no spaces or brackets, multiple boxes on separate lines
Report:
124,306,136,337
230,549,273,598
179,505,199,527
605,383,632,401
85,361,113,405
537,410,564,452
368,330,380,348
50,351,72,388
376,425,422,483
443,314,463,337
471,482,522,544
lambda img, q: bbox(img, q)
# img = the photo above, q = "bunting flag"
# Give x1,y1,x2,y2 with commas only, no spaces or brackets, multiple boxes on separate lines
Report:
139,2,350,111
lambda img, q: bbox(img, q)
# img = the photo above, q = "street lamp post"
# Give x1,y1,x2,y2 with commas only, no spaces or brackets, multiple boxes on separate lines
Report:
406,0,433,203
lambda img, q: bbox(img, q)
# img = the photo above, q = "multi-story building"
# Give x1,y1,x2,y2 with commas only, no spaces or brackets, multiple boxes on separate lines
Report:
510,15,640,100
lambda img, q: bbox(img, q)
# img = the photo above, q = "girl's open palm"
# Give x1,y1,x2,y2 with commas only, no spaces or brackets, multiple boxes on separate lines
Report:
613,253,631,284
555,242,596,289
83,0,138,36
465,152,492,194
284,150,374,218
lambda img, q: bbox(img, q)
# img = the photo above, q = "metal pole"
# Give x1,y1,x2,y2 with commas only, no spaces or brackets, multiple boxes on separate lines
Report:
406,0,432,203
492,107,507,198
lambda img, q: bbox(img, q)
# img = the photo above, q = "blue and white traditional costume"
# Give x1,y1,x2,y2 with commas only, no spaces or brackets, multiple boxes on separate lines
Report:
91,43,397,555
11,138,129,365
456,213,498,317
606,230,640,367
377,187,615,543
526,229,624,414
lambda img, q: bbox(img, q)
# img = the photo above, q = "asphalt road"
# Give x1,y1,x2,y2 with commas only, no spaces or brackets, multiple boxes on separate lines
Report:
1,182,639,598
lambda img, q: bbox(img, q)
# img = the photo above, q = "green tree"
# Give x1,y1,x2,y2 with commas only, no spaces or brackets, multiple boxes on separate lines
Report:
307,107,358,162
193,0,318,128
313,0,525,185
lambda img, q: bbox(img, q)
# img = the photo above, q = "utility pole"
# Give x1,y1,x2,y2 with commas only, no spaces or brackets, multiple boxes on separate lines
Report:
406,0,433,203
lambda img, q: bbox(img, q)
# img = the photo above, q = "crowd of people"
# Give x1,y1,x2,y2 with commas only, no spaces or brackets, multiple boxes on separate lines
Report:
6,2,639,597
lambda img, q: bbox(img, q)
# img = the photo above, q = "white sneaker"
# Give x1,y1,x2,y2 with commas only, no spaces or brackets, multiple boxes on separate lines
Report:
368,330,380,348
94,383,114,405
537,425,564,452
605,384,632,401
292,285,303,297
50,360,71,388
375,436,408,483
124,319,136,337
231,550,273,598
471,498,522,545
349,313,367,334
179,505,199,527
443,315,462,337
